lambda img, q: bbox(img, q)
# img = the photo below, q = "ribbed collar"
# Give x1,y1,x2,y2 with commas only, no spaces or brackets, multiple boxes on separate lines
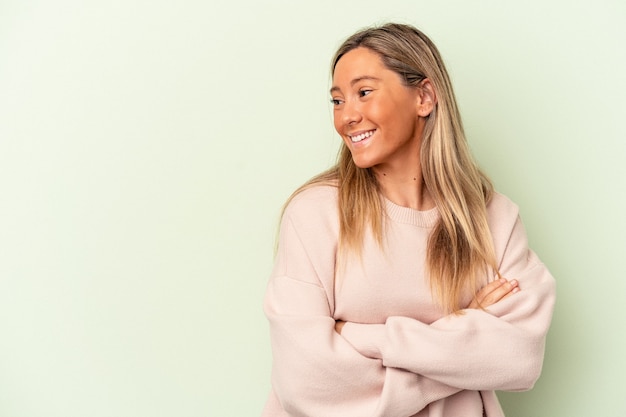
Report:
383,197,439,228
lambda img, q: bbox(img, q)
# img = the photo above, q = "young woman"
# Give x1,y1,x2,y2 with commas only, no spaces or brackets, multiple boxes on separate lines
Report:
262,23,556,417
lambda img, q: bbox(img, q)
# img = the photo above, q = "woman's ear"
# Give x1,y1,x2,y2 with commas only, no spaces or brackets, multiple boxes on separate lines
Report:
416,79,437,117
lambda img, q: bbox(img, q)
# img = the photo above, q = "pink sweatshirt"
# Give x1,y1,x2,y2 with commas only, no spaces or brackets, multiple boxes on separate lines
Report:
263,185,556,417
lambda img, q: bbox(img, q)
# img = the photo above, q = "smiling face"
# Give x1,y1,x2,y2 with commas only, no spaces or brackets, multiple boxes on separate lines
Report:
331,47,430,173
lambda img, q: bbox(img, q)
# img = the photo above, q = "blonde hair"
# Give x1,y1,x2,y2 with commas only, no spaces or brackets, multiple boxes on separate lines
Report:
285,23,500,313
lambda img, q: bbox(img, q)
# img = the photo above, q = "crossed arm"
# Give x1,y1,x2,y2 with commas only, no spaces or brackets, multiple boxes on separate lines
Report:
335,277,520,334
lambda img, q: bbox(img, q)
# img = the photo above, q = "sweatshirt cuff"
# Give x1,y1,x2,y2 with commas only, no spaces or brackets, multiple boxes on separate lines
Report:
340,322,386,360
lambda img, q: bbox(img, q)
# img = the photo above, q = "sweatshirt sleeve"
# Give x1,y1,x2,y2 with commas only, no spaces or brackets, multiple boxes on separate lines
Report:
340,199,556,392
264,194,461,417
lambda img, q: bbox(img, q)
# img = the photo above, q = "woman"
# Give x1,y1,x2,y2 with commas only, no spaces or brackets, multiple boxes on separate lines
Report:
262,23,555,417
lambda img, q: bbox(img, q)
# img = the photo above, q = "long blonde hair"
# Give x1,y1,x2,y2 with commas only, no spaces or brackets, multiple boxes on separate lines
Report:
286,23,499,313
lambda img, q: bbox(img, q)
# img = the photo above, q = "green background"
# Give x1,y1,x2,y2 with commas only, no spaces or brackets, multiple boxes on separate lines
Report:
1,1,624,416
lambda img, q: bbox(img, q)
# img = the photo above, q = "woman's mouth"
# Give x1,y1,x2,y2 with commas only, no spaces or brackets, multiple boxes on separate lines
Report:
349,129,376,143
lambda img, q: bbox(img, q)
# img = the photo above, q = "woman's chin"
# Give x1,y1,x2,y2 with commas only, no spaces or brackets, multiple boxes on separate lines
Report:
350,156,377,169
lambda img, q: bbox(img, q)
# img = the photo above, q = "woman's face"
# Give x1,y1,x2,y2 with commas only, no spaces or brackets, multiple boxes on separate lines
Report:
330,47,428,171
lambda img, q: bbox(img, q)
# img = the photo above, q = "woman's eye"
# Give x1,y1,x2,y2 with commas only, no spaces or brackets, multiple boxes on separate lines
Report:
330,98,343,106
359,89,372,97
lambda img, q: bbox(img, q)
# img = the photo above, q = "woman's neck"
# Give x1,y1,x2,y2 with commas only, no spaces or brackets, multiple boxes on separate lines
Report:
373,165,434,211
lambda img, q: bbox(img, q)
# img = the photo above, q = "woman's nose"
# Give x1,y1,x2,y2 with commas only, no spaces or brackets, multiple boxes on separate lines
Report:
342,100,362,125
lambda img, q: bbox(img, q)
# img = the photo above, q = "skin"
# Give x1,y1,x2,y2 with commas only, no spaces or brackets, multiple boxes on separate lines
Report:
331,47,519,334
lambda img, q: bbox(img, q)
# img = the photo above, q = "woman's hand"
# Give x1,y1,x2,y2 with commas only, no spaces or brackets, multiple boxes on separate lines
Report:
467,278,519,309
335,320,346,334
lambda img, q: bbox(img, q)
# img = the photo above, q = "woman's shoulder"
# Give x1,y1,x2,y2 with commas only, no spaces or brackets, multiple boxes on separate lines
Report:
283,183,339,221
486,192,525,249
487,191,520,221
289,183,338,203
281,184,340,239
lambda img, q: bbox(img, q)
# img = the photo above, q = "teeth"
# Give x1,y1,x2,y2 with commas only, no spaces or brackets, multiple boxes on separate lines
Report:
350,130,374,143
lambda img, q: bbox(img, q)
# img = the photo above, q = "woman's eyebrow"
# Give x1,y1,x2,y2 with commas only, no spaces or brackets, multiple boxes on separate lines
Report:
330,76,382,94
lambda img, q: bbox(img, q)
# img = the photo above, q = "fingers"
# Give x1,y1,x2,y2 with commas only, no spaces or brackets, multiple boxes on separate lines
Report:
485,278,519,299
335,320,346,334
468,278,520,309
